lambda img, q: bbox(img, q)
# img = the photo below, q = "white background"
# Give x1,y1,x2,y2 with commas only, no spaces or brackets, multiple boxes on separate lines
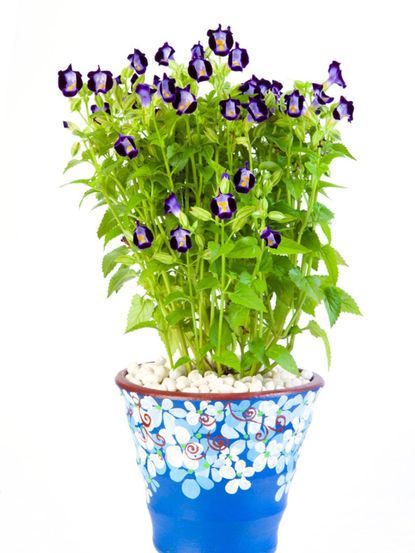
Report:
1,1,414,551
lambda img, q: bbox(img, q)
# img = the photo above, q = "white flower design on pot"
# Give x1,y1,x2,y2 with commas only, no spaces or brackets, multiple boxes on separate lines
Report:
220,460,255,494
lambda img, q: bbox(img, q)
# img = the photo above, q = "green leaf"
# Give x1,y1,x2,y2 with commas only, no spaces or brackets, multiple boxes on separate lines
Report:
336,288,362,315
267,344,299,375
102,246,128,277
164,290,190,305
331,143,356,160
259,161,280,171
63,159,86,173
227,303,249,332
190,206,212,221
270,237,310,255
324,286,342,326
174,356,191,369
108,267,136,297
97,209,117,239
289,268,323,303
213,351,241,372
195,276,220,292
228,283,265,312
152,252,176,265
321,244,339,284
249,337,269,368
166,308,192,325
125,294,156,333
227,237,261,259
307,320,331,368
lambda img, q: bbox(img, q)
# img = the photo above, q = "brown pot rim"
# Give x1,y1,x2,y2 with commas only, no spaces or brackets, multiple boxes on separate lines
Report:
115,368,325,401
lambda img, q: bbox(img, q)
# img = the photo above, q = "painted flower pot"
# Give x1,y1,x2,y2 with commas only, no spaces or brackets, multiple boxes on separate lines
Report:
116,370,324,553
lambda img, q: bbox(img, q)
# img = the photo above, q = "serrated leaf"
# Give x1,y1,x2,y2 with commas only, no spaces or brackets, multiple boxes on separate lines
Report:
324,286,342,326
270,238,310,255
228,283,265,312
331,143,356,160
267,344,299,375
336,288,362,315
164,290,190,305
226,303,249,332
102,245,128,277
166,308,192,325
125,294,156,333
97,209,117,239
307,320,331,368
213,351,241,372
321,244,339,284
108,267,136,297
227,237,261,259
64,159,86,173
289,268,323,303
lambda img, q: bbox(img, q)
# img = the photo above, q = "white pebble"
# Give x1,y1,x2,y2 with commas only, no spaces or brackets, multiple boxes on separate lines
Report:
264,380,275,390
233,381,249,392
249,381,263,393
188,370,204,385
221,375,235,386
153,365,169,380
154,356,167,366
169,366,187,379
199,384,210,393
183,386,199,393
162,377,177,392
176,376,190,390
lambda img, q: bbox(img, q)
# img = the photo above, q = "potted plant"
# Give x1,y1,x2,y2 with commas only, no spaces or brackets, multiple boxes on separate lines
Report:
58,24,360,553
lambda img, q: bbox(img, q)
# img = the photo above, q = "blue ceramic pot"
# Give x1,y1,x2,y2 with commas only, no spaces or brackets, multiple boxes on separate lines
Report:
116,370,324,553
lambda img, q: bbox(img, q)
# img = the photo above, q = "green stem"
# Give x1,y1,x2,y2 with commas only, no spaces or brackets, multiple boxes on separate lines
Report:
216,221,226,376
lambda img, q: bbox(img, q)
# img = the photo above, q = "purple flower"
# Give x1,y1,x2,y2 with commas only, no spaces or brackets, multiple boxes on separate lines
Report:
115,75,122,85
233,162,256,194
135,83,156,107
172,85,197,115
333,96,354,122
191,41,205,59
114,134,138,159
312,83,334,107
188,57,213,83
326,61,346,88
133,221,154,250
128,49,148,75
154,73,176,103
62,121,69,128
210,190,237,220
164,193,181,217
239,75,259,95
228,42,249,71
219,97,241,121
221,172,230,181
155,42,175,66
87,66,114,94
170,227,192,253
285,90,305,118
243,95,269,123
58,64,83,97
260,227,282,249
257,78,271,96
270,80,283,100
207,24,234,56
91,102,111,114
